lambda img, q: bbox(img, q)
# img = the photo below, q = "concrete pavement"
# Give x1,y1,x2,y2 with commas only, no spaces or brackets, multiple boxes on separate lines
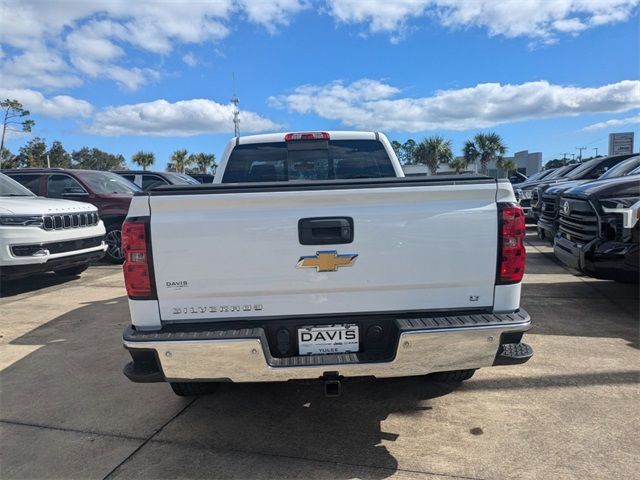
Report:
1,232,638,479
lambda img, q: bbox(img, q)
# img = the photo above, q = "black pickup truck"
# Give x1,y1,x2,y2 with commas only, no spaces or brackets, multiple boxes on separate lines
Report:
515,165,577,223
534,155,638,240
554,174,640,283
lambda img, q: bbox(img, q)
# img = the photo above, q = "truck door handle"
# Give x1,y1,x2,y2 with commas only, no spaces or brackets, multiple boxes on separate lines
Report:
298,217,354,245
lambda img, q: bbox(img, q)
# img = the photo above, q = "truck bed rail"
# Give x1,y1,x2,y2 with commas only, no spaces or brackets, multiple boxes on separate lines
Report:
142,175,495,196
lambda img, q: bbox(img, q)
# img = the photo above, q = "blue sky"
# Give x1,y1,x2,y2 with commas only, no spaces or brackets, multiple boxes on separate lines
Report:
1,0,639,170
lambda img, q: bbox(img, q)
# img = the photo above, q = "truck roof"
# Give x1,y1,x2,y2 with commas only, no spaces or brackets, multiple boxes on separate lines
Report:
236,131,380,145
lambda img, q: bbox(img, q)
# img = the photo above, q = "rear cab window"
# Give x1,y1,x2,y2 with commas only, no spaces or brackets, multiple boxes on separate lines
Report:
222,139,396,183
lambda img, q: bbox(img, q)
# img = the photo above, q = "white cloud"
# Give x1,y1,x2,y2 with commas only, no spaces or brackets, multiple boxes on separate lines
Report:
270,79,640,132
0,1,234,52
182,52,199,67
328,0,639,42
583,113,640,131
64,22,158,90
0,0,306,91
87,98,280,136
237,0,309,33
0,46,81,89
0,88,93,118
0,0,637,93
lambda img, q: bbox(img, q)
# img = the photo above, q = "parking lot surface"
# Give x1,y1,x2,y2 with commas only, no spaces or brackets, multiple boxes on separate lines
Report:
1,231,638,480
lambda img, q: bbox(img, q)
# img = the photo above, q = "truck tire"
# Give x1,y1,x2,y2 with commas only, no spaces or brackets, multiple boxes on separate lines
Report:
170,382,220,397
54,264,89,276
104,224,125,264
430,369,476,383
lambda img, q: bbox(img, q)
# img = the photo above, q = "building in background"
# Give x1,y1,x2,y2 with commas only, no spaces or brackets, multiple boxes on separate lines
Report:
493,150,542,176
403,150,542,177
608,132,634,156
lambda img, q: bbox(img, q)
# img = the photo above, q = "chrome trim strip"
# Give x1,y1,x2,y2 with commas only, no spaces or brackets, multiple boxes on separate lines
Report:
602,200,640,229
124,320,531,382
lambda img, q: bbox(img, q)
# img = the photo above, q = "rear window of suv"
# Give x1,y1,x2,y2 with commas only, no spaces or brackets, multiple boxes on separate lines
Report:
222,140,396,183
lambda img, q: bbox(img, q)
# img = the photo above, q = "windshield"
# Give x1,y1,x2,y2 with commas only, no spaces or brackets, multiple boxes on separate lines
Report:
222,139,396,183
0,173,36,197
546,164,579,179
566,159,599,179
626,165,640,176
598,156,640,179
76,171,141,194
165,172,200,185
527,170,549,181
538,169,557,179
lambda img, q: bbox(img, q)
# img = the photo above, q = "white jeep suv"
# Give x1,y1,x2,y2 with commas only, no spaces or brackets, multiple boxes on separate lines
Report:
0,173,107,279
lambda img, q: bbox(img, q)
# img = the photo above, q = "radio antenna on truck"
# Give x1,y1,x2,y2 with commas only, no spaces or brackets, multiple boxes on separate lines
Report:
231,73,240,137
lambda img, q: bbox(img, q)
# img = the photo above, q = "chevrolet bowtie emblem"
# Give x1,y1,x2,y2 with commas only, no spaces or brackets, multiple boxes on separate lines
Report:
297,251,358,272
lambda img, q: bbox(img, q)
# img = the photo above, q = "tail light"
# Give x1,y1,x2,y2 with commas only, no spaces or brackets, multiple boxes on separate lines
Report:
122,218,155,299
497,203,526,284
285,132,330,141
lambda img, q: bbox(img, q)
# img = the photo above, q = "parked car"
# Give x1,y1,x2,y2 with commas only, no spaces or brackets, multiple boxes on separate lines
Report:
2,168,140,263
509,171,528,184
521,163,607,223
554,173,640,283
515,167,579,223
187,173,215,184
535,155,638,240
513,168,553,199
112,170,200,190
0,173,106,279
121,131,532,397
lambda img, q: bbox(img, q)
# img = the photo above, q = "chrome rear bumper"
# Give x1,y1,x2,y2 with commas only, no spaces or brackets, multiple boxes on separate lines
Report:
123,310,532,383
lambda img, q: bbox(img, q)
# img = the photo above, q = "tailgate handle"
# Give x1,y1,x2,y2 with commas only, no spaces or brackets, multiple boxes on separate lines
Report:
298,217,354,245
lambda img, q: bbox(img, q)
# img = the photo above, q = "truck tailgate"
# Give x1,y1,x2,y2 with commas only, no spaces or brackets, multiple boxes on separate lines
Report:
148,180,499,322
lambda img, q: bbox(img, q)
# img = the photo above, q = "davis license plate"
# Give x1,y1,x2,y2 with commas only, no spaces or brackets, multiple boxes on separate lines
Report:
297,324,359,356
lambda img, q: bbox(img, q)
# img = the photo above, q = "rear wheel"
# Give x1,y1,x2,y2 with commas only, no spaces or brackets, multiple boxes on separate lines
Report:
104,224,124,264
170,382,220,397
430,369,476,383
54,264,89,276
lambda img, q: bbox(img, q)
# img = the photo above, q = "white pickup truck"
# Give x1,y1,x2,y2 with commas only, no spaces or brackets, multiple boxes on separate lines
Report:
122,131,532,397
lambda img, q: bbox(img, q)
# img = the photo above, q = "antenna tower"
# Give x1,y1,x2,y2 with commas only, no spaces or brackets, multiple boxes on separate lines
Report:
231,74,240,137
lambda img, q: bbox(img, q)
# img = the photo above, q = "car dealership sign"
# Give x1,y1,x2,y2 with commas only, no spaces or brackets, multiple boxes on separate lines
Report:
608,132,634,156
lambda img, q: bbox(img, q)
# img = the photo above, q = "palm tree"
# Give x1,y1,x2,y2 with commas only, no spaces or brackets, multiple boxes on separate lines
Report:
188,152,216,173
462,140,479,172
448,157,469,174
466,132,507,175
415,136,454,175
131,151,155,170
168,149,190,173
496,157,518,178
